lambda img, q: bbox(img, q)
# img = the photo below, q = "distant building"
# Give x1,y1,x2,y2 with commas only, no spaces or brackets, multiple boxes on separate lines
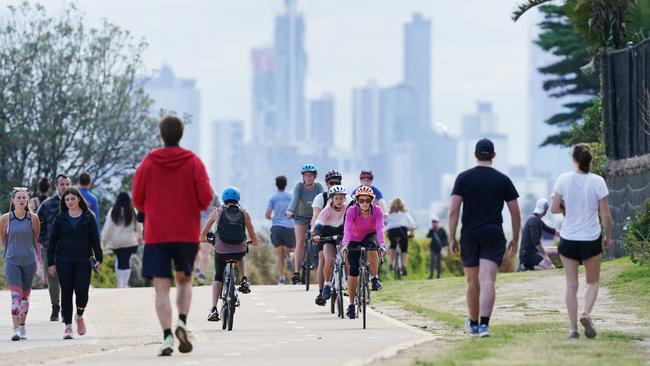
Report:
145,64,201,156
457,102,509,174
352,80,381,162
404,13,432,135
251,47,277,143
309,94,335,145
210,119,246,194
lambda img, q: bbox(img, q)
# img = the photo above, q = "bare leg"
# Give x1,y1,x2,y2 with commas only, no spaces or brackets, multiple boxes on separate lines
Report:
478,259,498,317
317,251,325,290
323,245,335,281
464,266,479,321
275,246,286,279
239,257,247,278
212,281,223,308
198,242,211,275
153,278,172,330
293,224,307,273
347,276,359,304
583,255,601,316
174,272,192,318
401,252,409,270
389,248,396,266
561,255,580,331
368,251,379,277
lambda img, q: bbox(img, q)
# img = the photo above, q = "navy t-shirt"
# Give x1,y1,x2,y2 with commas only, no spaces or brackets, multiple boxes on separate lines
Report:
451,166,519,241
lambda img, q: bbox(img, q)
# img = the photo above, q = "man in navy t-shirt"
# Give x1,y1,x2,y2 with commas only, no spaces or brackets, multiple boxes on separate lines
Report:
448,138,521,338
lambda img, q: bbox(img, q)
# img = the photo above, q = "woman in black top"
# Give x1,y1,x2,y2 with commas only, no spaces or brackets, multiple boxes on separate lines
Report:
48,187,102,340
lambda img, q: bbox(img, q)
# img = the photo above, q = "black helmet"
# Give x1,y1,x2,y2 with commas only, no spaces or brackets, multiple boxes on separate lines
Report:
324,170,342,183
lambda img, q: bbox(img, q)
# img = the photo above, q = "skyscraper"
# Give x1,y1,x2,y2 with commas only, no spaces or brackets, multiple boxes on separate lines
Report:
309,94,335,145
352,80,381,161
379,83,415,147
404,13,432,134
145,64,201,156
251,47,277,143
274,0,307,143
210,119,245,194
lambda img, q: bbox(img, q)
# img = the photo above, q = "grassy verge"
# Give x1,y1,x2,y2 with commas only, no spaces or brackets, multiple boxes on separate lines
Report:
374,257,649,366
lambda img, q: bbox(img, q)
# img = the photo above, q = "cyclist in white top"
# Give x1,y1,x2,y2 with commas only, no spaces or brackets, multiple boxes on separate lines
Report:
385,198,416,275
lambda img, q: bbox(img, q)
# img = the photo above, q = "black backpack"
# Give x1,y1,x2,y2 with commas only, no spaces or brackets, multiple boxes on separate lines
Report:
321,191,329,206
216,205,246,244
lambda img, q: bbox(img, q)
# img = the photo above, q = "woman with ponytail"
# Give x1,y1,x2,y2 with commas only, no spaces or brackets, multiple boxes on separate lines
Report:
551,144,612,339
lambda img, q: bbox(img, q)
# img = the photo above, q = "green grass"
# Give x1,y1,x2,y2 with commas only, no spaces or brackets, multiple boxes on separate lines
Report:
374,257,650,366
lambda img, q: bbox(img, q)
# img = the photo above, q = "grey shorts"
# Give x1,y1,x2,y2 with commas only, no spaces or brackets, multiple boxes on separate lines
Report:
270,226,296,248
4,262,37,292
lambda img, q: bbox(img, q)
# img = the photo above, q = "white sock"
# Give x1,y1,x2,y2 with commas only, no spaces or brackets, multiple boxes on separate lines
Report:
324,281,330,286
122,269,131,287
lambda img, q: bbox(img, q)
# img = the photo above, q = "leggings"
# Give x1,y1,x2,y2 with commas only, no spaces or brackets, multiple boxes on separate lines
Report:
213,252,246,282
56,260,92,325
4,262,36,319
113,246,138,270
347,233,378,277
429,248,442,278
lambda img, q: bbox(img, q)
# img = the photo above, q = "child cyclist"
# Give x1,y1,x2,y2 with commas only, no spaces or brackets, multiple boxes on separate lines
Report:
311,185,347,306
200,187,259,322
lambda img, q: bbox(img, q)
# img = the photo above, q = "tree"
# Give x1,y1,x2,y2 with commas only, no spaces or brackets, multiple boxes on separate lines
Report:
0,2,158,199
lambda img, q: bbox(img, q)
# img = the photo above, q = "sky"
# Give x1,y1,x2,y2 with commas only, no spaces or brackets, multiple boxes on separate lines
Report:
6,0,536,165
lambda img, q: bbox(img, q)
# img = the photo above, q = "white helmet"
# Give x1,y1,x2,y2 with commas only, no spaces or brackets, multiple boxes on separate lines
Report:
329,185,347,196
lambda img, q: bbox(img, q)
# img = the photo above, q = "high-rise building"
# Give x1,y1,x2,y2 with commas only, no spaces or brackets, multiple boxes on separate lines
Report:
145,64,201,156
210,119,245,195
404,13,432,134
528,11,571,185
251,47,276,143
274,0,307,143
457,102,510,174
379,83,415,147
352,81,381,161
309,94,335,145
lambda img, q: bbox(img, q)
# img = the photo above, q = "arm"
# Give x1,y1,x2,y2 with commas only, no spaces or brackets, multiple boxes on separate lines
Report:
0,214,8,248
135,220,143,245
342,205,357,247
243,211,259,246
540,220,558,236
132,160,147,212
550,192,564,215
200,207,218,243
265,208,273,221
47,216,60,267
286,183,301,217
374,206,386,247
448,195,462,255
311,207,323,228
36,202,48,246
377,199,388,217
89,214,103,263
506,199,521,256
31,213,42,260
100,210,111,247
193,158,213,211
599,196,612,250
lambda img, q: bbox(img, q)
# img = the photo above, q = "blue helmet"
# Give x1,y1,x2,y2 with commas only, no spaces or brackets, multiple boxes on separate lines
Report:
221,186,241,203
300,163,317,175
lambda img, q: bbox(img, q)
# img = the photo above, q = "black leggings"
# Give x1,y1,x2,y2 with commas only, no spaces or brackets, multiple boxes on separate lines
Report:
56,260,91,325
113,246,138,270
213,252,246,282
347,233,378,277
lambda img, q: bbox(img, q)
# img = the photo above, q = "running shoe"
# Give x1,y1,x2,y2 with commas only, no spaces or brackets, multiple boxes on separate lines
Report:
346,304,356,319
75,315,86,336
478,324,490,338
402,267,408,276
315,295,326,306
50,305,60,322
322,284,332,300
175,319,193,353
291,272,300,285
465,320,479,338
568,330,580,339
207,307,220,322
11,328,20,341
238,278,251,294
278,277,285,285
158,335,174,356
371,277,382,291
197,273,206,286
580,315,597,338
18,325,27,340
63,325,73,340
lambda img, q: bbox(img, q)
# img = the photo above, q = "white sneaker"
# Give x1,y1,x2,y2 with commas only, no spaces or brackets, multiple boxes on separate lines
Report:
11,328,20,341
19,325,27,340
158,335,174,356
174,320,193,353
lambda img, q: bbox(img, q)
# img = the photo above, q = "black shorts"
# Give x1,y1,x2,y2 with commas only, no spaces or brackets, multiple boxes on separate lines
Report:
387,227,409,252
315,226,341,252
519,253,544,269
460,237,506,267
213,252,246,282
558,237,602,263
270,226,296,249
347,233,378,277
142,242,199,279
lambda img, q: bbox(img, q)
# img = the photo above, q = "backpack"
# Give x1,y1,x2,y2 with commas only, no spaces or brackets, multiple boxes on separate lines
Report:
216,205,246,244
321,191,329,207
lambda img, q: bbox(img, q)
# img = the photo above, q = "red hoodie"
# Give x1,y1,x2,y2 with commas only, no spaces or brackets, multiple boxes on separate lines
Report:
132,146,212,245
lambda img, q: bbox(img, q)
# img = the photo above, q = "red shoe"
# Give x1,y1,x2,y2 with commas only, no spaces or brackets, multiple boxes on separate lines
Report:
75,315,86,336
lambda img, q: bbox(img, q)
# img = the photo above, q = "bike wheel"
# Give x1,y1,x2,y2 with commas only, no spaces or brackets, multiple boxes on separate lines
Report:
221,272,230,330
337,263,345,318
227,276,236,331
330,277,336,314
361,271,367,329
305,242,311,291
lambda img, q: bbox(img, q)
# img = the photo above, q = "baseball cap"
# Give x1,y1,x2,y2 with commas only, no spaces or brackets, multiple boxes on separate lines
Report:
533,198,549,214
475,138,495,158
431,214,440,222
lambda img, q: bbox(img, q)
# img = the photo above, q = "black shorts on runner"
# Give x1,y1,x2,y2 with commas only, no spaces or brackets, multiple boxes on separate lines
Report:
558,237,602,263
460,237,506,267
142,242,199,279
270,226,296,249
387,227,409,253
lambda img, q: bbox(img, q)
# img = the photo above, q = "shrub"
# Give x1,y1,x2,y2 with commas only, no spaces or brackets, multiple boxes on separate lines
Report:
623,198,650,265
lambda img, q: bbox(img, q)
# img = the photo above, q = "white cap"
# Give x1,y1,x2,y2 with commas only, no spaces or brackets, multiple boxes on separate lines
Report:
534,198,549,214
431,214,440,222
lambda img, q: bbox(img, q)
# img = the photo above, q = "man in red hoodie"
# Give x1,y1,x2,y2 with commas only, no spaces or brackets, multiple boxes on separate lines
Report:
132,114,212,357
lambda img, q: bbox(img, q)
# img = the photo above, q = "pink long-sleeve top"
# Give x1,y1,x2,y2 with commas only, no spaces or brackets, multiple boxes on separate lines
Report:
342,204,385,247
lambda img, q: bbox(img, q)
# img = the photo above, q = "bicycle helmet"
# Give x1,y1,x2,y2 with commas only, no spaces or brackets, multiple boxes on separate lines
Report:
324,170,342,183
359,170,374,180
221,186,241,203
301,163,317,176
354,186,375,199
328,185,347,196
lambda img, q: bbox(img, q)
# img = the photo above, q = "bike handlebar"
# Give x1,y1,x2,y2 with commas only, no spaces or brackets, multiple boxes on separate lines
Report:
317,235,342,243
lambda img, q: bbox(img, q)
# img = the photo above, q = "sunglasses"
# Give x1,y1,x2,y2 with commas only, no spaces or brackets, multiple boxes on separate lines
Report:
12,187,28,192
327,180,341,186
357,198,372,204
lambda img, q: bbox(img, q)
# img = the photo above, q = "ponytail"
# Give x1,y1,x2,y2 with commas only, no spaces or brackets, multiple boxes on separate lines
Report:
572,143,593,173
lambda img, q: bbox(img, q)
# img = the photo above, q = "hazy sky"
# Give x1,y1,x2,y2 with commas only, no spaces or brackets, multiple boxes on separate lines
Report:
7,0,536,165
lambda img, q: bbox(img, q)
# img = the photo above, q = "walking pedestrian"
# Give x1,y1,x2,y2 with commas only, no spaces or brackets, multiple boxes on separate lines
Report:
265,176,296,285
78,172,100,233
132,114,212,356
427,215,449,279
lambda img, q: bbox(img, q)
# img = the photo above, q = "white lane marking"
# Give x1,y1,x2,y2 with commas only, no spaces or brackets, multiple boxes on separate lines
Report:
205,358,223,362
181,362,199,365
265,309,276,313
276,340,289,344
224,352,241,357
293,326,305,329
276,315,286,318
305,334,317,337
252,297,261,300
260,344,275,348
286,320,296,324
255,302,266,306
243,347,257,351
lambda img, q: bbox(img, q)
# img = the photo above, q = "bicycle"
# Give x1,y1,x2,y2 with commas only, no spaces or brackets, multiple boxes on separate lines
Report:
295,217,316,291
346,244,380,329
392,239,403,280
320,235,345,318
